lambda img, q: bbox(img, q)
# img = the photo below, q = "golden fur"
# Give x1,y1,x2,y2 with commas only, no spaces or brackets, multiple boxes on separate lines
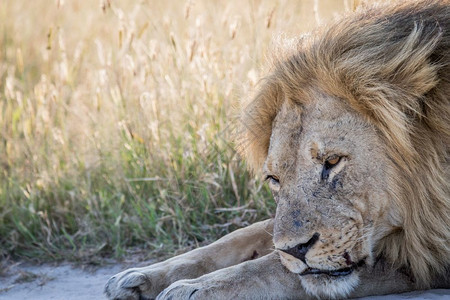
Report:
237,0,450,287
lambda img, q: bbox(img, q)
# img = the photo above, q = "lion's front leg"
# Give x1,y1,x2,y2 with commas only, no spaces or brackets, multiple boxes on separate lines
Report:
157,251,310,300
105,219,274,300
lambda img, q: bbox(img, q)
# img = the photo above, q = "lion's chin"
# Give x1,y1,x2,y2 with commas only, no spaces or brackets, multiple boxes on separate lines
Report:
278,251,363,298
299,271,360,299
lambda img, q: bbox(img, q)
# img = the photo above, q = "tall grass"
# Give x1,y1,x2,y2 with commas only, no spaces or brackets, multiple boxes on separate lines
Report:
0,0,347,262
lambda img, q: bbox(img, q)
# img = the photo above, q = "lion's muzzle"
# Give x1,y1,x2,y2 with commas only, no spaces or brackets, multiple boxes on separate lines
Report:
277,230,366,279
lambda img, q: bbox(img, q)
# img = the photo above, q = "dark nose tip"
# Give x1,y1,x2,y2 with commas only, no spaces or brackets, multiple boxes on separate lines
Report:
279,233,320,263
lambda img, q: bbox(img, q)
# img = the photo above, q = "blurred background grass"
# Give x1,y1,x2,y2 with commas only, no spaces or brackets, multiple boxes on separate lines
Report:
0,0,349,263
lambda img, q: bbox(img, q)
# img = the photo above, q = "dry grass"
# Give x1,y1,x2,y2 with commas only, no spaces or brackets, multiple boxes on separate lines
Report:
0,0,349,262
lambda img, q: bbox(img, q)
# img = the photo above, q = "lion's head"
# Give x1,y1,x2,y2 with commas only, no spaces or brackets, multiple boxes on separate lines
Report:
238,1,450,298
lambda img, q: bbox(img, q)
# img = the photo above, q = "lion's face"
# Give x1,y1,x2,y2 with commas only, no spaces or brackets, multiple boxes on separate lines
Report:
267,92,396,298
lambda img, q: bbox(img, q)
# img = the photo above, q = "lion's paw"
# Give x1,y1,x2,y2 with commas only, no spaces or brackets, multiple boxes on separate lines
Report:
105,269,154,300
156,280,209,300
156,277,236,300
157,281,196,300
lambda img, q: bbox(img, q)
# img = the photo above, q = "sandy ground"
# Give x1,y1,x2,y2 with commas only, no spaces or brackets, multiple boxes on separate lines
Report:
0,262,448,300
0,262,122,300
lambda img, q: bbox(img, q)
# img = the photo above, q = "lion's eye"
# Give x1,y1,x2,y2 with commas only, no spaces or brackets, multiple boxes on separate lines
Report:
265,175,280,192
326,157,340,166
322,156,341,180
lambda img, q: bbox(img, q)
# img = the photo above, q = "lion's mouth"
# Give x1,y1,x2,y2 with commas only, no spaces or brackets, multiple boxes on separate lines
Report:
300,260,365,277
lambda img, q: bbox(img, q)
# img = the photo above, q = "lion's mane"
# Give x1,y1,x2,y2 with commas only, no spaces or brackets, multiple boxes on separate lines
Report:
237,0,450,286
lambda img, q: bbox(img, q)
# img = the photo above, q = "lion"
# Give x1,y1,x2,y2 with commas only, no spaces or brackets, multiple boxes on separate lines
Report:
105,1,450,299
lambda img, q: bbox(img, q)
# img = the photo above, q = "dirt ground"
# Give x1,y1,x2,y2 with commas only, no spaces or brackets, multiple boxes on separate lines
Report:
0,262,123,300
0,262,448,300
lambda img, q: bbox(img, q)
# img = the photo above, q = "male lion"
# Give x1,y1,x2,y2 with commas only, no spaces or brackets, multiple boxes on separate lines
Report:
105,1,450,299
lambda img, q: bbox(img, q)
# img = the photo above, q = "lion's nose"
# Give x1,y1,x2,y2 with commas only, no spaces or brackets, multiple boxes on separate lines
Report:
279,233,320,263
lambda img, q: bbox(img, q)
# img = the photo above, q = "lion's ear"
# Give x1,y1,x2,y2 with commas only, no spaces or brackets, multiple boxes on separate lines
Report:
236,77,284,173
